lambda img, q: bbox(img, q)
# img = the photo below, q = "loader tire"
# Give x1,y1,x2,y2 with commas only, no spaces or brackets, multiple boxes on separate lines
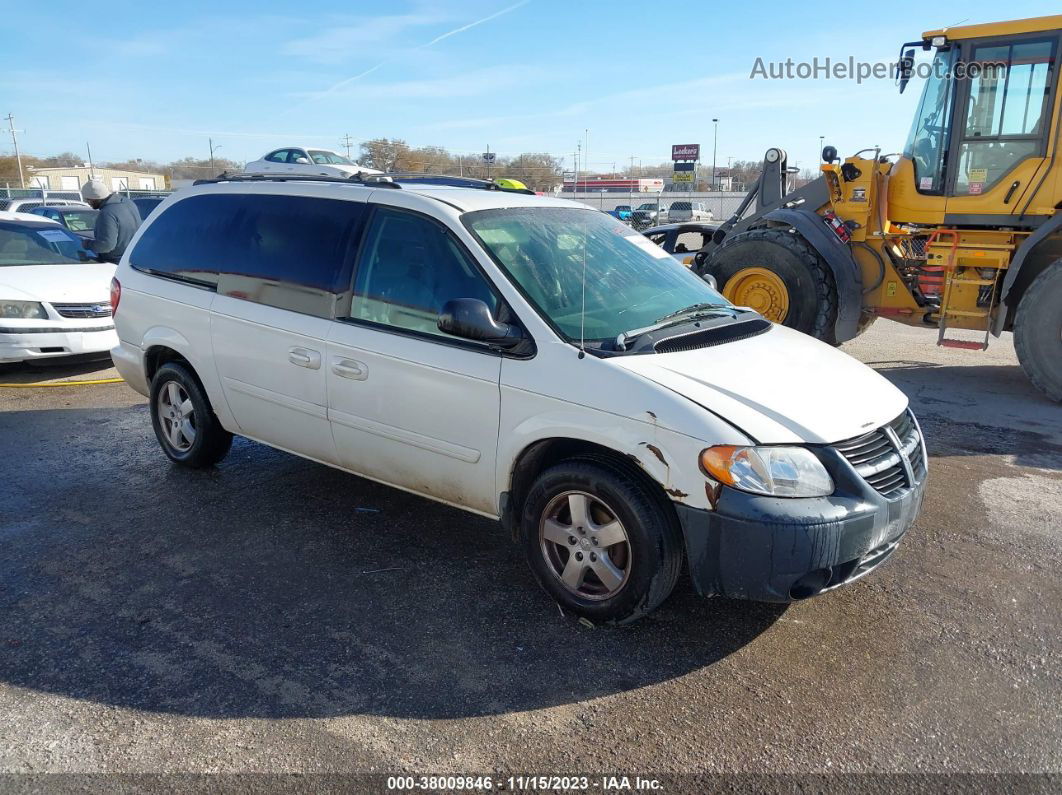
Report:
1014,259,1062,402
705,228,838,341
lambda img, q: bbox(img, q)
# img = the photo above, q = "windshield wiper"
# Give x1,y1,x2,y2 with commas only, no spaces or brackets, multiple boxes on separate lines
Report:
615,305,735,351
653,302,733,324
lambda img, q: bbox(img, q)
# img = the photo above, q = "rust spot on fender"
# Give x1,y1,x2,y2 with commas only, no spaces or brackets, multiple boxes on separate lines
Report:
640,443,668,467
664,486,688,499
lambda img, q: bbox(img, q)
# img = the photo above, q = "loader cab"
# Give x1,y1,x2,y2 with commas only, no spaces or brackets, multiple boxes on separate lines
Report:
889,17,1061,226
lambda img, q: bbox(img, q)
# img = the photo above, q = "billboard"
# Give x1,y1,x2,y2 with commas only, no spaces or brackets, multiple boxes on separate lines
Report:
672,171,694,183
671,144,700,161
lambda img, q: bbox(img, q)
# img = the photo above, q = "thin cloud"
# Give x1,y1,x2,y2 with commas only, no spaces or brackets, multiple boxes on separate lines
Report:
292,0,532,108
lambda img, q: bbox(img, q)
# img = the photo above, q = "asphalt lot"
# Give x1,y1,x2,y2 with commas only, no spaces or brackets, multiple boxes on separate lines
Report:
0,322,1059,784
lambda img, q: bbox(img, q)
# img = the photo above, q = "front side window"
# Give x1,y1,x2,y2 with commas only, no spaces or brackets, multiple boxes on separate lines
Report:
465,208,729,345
350,207,498,338
0,222,84,266
130,193,364,316
954,38,1056,195
264,150,290,163
904,48,956,194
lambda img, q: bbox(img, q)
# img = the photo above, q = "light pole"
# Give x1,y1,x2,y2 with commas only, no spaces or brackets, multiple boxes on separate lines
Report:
819,135,825,165
712,118,719,192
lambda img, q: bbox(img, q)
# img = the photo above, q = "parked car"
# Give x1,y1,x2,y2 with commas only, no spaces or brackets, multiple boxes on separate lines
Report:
29,205,99,240
667,200,713,222
643,223,718,265
631,202,668,229
111,175,925,623
605,204,632,223
244,147,383,179
0,212,115,363
132,197,165,219
0,197,90,214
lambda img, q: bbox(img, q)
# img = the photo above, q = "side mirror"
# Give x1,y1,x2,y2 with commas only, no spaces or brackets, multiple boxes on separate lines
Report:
438,298,525,348
898,48,914,94
294,157,311,164
701,273,718,290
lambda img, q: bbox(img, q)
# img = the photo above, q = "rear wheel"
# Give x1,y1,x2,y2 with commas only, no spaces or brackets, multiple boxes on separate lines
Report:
520,458,683,624
703,228,837,341
1014,259,1062,402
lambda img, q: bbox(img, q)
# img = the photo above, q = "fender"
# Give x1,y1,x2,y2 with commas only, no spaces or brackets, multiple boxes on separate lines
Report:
763,207,864,342
1000,212,1062,303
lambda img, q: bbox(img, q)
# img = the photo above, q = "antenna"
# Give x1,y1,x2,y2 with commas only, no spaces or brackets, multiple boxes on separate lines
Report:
578,217,587,359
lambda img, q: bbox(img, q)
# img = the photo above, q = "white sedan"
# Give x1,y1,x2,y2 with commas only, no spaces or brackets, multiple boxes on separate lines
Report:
243,147,382,179
0,211,117,363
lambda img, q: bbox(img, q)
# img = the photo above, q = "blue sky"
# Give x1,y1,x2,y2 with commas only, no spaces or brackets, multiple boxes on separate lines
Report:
0,0,1053,171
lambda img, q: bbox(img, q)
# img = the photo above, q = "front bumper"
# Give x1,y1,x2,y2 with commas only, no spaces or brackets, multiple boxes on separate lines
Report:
0,326,118,363
676,447,926,602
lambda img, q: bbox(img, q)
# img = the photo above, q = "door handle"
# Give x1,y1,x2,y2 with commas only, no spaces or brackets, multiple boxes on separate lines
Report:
332,357,368,381
288,346,321,369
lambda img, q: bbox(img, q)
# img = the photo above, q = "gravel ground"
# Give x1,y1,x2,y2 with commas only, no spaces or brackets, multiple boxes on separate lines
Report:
0,322,1059,790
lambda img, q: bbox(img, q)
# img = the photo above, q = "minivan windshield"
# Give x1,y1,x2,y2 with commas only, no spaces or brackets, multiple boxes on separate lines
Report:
464,207,730,346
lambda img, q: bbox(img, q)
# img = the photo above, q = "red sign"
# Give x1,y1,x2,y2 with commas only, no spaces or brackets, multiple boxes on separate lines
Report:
672,144,700,161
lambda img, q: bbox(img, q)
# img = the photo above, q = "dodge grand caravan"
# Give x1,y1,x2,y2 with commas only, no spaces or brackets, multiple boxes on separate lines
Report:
110,175,926,623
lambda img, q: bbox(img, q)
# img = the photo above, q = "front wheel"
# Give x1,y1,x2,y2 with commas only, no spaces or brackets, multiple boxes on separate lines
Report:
150,362,233,467
1014,259,1062,402
520,458,684,623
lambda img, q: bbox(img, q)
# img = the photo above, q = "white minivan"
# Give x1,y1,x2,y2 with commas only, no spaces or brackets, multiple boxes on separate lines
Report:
110,175,926,623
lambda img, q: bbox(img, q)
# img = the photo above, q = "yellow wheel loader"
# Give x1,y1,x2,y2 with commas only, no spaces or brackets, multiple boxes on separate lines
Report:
696,14,1062,401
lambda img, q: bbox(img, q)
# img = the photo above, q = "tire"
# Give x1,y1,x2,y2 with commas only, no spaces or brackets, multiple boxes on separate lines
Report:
703,227,838,341
519,457,684,624
1014,259,1062,402
149,362,233,467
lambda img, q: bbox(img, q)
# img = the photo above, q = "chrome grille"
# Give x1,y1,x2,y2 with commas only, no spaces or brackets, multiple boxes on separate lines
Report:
834,410,925,498
51,302,112,319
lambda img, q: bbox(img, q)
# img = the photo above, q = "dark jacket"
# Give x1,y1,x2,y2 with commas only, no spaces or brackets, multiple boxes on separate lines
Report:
87,194,142,263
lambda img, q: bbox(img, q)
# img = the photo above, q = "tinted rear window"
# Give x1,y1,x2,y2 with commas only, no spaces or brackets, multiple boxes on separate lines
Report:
130,193,365,315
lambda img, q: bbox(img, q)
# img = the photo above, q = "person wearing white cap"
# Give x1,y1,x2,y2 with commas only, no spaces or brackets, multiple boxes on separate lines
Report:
81,179,143,263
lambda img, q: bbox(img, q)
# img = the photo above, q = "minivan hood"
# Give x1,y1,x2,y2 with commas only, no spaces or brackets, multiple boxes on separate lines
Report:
610,324,907,444
0,262,116,303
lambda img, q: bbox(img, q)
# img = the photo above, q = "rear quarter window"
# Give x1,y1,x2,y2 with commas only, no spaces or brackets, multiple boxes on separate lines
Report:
130,193,366,316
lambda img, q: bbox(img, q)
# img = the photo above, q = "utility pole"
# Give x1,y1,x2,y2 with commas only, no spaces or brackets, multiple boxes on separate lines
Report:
208,138,221,174
5,113,25,188
340,133,354,160
712,118,719,192
86,142,96,180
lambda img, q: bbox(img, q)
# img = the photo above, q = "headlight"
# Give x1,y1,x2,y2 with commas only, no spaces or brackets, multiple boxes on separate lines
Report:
700,445,834,498
0,300,47,319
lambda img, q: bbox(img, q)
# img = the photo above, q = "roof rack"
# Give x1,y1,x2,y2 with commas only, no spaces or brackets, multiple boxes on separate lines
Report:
193,171,400,189
193,171,535,194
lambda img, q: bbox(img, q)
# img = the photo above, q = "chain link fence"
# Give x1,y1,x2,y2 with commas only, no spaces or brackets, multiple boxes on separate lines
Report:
561,191,747,220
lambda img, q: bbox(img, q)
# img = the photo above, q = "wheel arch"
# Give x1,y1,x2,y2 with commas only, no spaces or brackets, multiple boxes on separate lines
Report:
761,207,864,342
501,437,680,541
1000,217,1062,329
